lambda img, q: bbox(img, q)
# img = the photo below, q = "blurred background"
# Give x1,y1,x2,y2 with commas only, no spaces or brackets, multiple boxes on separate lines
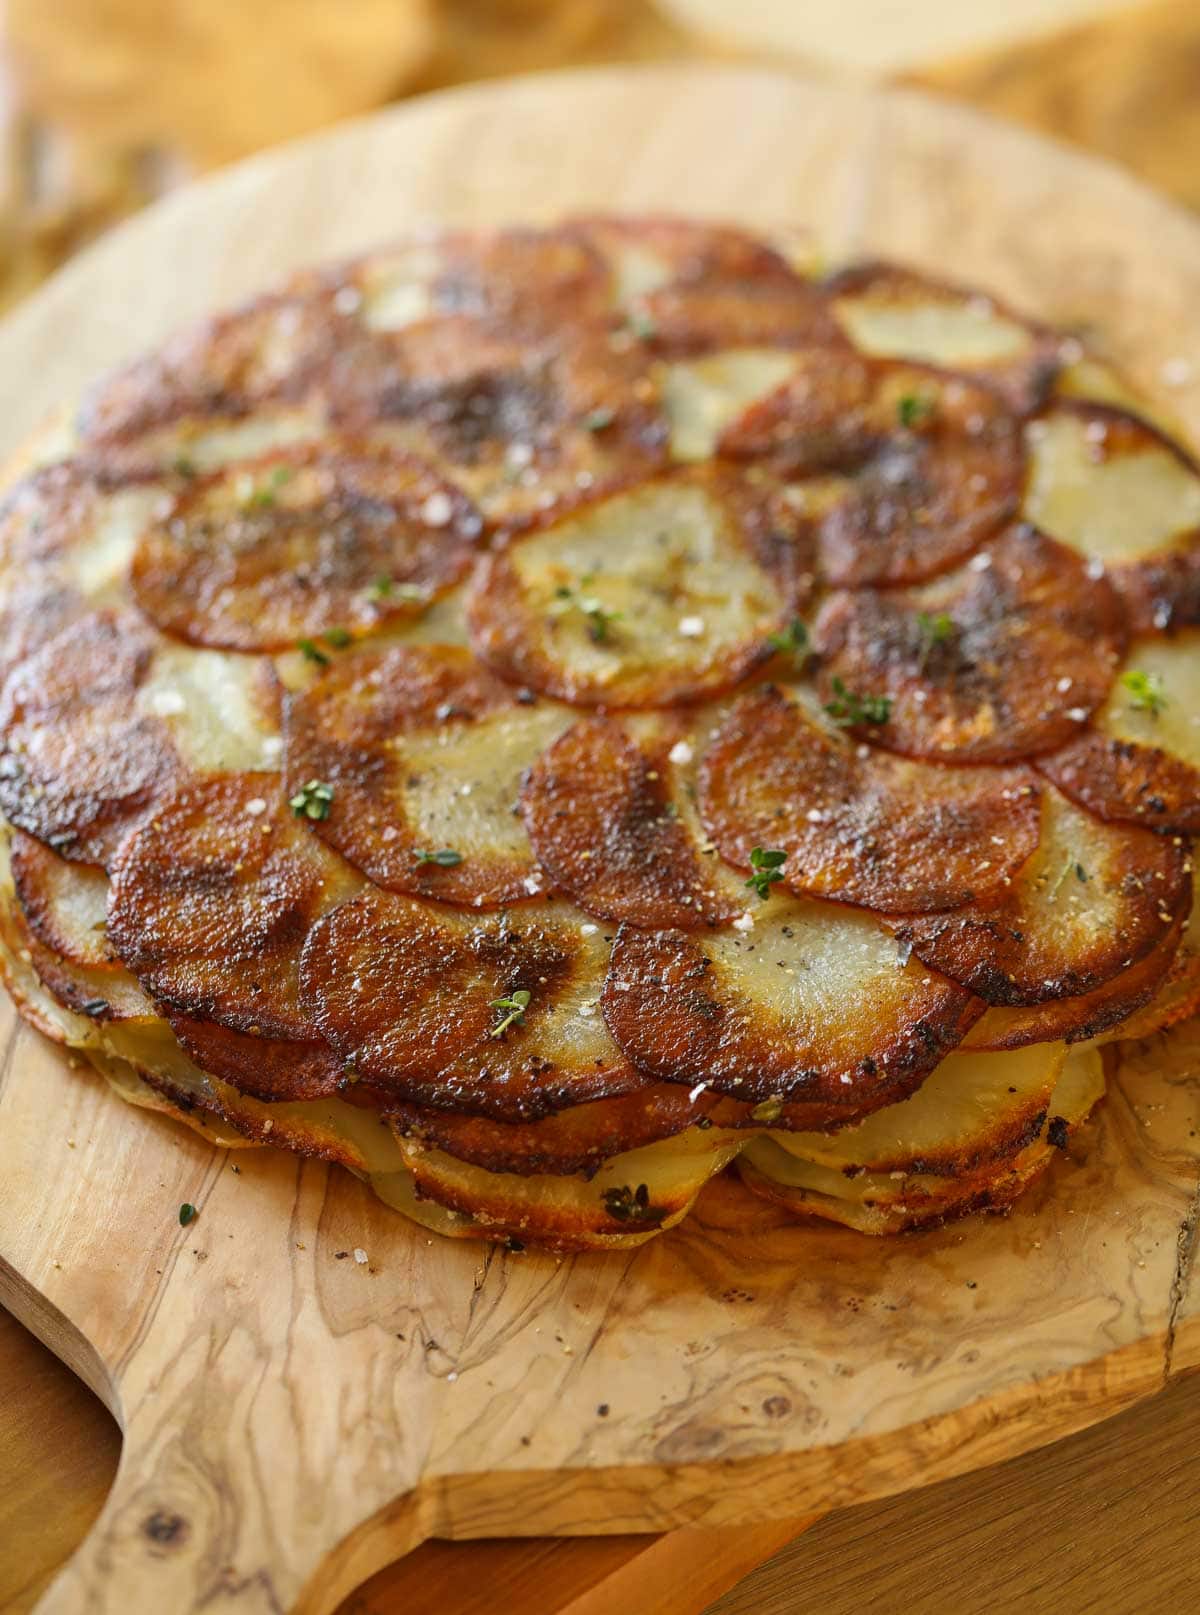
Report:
0,0,1197,313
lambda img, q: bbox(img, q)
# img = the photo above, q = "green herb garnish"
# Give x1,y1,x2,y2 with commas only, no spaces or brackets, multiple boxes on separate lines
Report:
298,638,329,667
179,1202,197,1227
766,617,810,668
1121,668,1168,716
323,627,353,649
414,848,463,868
555,585,621,644
824,677,892,728
1048,854,1089,901
171,456,196,479
897,393,935,429
916,610,956,671
244,464,294,509
371,574,394,598
289,779,334,820
582,406,616,432
489,988,532,1039
626,311,657,342
745,846,787,901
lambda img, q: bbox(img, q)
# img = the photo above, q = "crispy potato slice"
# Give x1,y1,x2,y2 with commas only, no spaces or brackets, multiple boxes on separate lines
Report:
1024,402,1200,633
107,772,361,1098
698,685,1041,913
285,643,568,906
301,889,641,1121
602,894,980,1118
0,611,283,865
378,1124,745,1252
467,468,813,707
10,829,115,970
387,1081,723,1177
827,261,1060,413
1095,881,1200,1043
891,786,1191,1006
963,916,1184,1049
813,524,1126,761
738,1045,1105,1234
1038,632,1200,834
521,713,740,927
722,355,1023,587
131,441,482,651
7,880,155,1024
767,1040,1064,1176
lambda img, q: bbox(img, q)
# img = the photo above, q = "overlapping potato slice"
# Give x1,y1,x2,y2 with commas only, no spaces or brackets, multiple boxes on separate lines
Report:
106,772,361,1100
284,643,567,905
130,441,482,651
1038,632,1200,834
723,355,1022,587
301,889,640,1121
767,1040,1064,1176
521,713,739,926
737,1045,1105,1234
467,467,813,707
827,261,1061,413
602,894,980,1119
0,610,282,865
1095,879,1200,1042
698,685,1041,913
660,348,808,462
892,786,1191,1006
376,1123,745,1252
813,524,1126,761
963,916,1184,1049
386,1080,723,1177
1024,401,1200,632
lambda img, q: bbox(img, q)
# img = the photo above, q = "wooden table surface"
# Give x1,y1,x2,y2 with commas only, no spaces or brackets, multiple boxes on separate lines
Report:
4,4,1200,1612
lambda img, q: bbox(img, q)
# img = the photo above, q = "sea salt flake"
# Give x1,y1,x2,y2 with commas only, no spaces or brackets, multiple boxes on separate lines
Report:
353,1248,369,1265
668,740,694,766
678,615,705,638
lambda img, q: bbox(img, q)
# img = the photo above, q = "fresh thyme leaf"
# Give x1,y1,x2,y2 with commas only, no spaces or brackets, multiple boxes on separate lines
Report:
916,610,956,672
323,626,353,649
766,617,810,667
745,846,787,901
824,677,892,728
601,1183,660,1222
555,584,621,644
179,1202,197,1226
171,456,197,479
289,779,334,820
1121,668,1168,716
297,637,330,667
370,574,394,598
413,848,464,867
489,987,532,1039
582,406,616,432
897,393,935,429
245,464,294,509
1048,853,1087,900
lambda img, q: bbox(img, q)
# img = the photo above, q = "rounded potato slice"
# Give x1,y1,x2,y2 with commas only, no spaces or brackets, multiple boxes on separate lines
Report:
376,1124,745,1253
602,895,981,1118
285,643,568,906
521,713,740,927
466,467,814,707
813,523,1126,761
1038,632,1200,834
767,1041,1064,1176
698,685,1041,913
1023,401,1200,633
107,772,361,1100
131,441,482,651
301,888,641,1121
723,354,1023,586
10,828,118,971
827,261,1060,413
891,786,1191,1006
1095,881,1200,1043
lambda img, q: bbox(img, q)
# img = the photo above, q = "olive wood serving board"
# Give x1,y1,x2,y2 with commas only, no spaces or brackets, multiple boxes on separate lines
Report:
2,63,1200,1615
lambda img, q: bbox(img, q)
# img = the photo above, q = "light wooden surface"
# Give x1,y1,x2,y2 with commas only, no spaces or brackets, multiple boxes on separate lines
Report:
4,60,1200,1615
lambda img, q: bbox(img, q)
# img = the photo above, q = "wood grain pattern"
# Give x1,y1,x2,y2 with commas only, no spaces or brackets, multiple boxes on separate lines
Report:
2,64,1200,1615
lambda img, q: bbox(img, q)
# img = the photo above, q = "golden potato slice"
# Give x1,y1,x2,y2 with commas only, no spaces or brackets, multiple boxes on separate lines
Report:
131,440,482,651
602,894,980,1119
891,787,1191,1006
827,261,1060,413
377,1124,745,1253
1023,402,1200,633
813,524,1126,761
766,1040,1065,1176
1038,632,1200,835
10,829,115,970
1095,880,1200,1043
521,714,740,927
107,772,361,1099
698,685,1041,913
0,611,282,865
6,878,154,1025
466,467,813,707
963,916,1184,1050
738,1045,1105,1235
301,888,641,1121
285,643,568,906
661,348,810,463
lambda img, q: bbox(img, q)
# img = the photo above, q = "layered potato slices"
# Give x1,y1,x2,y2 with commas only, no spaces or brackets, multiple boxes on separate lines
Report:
2,218,1197,1251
